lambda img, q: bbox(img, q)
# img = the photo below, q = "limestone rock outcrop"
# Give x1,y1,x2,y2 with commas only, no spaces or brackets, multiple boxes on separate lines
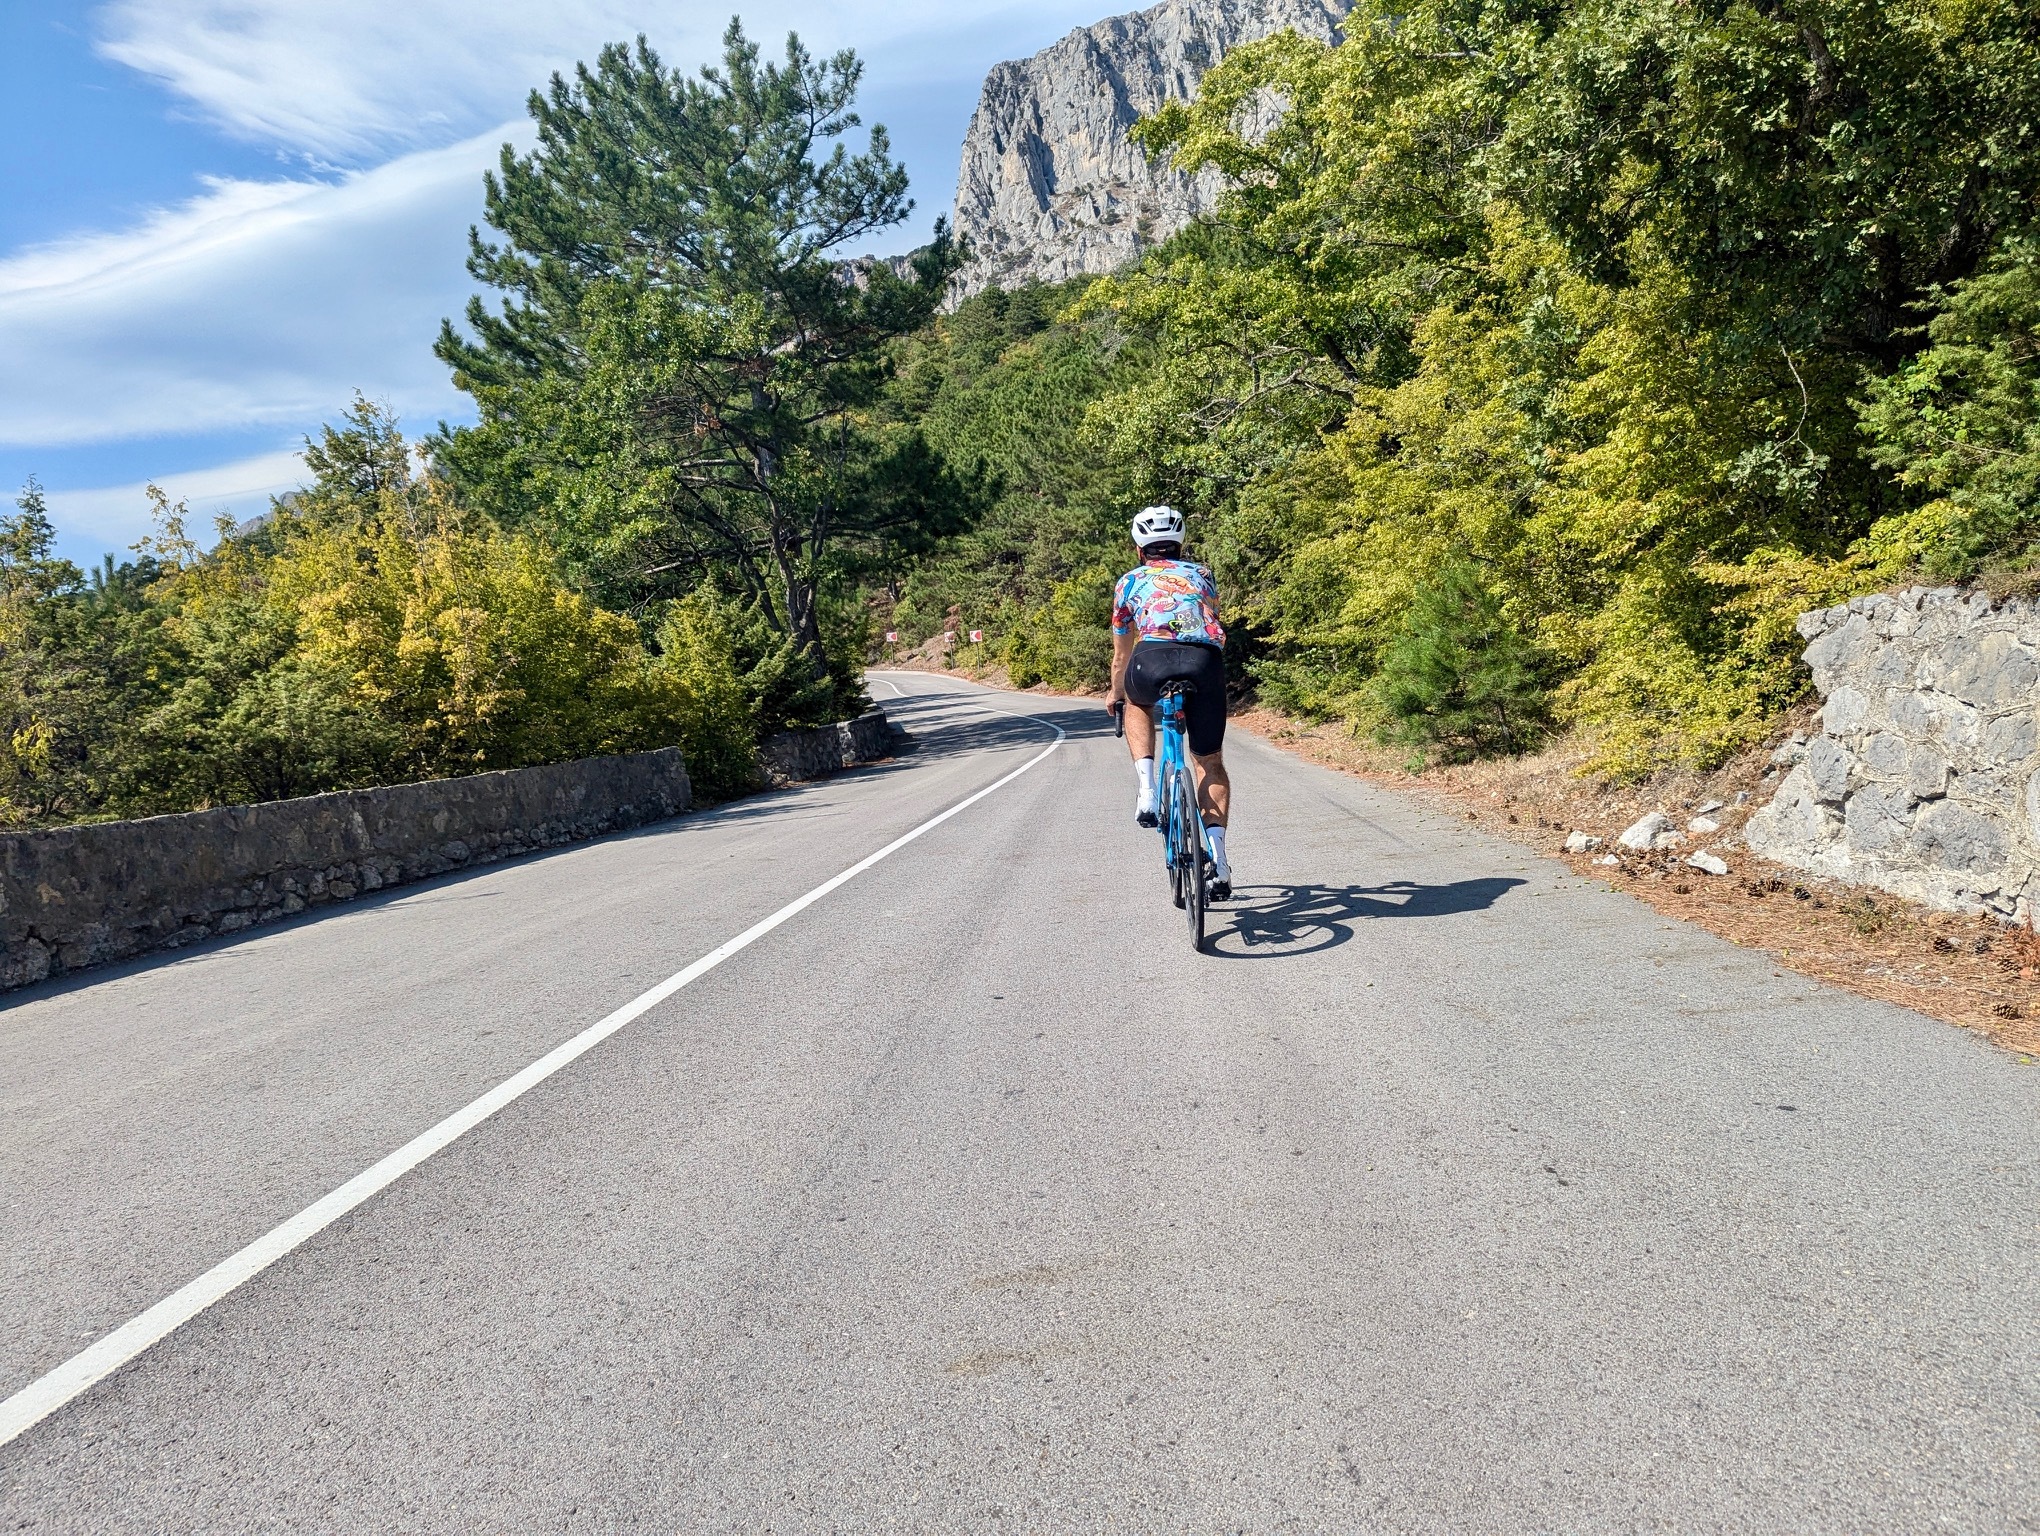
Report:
1746,588,2040,923
950,0,1350,298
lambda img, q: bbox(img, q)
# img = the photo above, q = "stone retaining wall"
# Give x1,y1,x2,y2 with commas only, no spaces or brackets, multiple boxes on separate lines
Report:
1746,588,2040,923
759,710,896,786
1,708,900,992
0,749,693,991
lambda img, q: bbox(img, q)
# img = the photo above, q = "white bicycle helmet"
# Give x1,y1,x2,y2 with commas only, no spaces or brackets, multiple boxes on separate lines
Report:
1131,504,1186,548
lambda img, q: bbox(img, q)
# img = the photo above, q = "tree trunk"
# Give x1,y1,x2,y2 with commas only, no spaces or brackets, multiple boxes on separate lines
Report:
754,410,830,687
784,571,826,670
769,535,830,684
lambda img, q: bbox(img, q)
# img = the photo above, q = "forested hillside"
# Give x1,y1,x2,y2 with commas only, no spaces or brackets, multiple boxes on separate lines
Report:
8,2,2038,828
889,0,2040,774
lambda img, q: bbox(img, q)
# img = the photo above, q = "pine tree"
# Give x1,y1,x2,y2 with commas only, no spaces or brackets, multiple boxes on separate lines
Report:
1372,561,1547,762
433,24,975,699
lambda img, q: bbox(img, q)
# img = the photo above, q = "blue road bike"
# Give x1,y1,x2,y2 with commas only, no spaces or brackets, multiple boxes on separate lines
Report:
1116,681,1214,953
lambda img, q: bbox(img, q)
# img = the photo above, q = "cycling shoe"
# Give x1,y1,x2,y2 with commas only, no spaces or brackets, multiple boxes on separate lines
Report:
1136,808,1159,828
1209,877,1231,901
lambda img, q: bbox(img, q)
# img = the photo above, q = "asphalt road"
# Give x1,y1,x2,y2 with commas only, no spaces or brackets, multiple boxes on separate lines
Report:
1,671,2035,1532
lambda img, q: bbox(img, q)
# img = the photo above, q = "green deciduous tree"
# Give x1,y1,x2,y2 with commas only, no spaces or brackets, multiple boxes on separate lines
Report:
1857,239,2040,578
1503,0,2040,368
1082,9,1511,508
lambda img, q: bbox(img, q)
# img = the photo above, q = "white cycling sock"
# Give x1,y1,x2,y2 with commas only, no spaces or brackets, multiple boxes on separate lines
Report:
1134,757,1155,807
1205,822,1230,877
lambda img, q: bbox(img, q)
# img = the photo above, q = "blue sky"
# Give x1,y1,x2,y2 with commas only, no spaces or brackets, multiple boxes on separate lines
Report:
0,0,1111,564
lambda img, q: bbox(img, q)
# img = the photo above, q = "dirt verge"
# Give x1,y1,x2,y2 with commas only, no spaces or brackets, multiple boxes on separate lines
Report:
1232,707,2040,1059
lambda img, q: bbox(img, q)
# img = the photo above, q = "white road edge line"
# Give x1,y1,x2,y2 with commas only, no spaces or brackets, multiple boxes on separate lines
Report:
0,703,1066,1450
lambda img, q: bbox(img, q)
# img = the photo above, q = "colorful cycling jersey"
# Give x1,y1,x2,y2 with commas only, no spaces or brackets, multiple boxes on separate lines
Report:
1111,558,1226,647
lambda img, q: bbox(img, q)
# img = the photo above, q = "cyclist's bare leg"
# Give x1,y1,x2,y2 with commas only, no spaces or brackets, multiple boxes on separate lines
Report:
1191,749,1230,827
1123,702,1156,760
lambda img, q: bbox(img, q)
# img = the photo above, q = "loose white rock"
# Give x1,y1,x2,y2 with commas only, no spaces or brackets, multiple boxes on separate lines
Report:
1651,831,1687,850
1595,854,1620,866
1618,812,1673,850
1688,815,1722,834
1563,831,1602,853
1686,850,1730,876
1693,798,1725,817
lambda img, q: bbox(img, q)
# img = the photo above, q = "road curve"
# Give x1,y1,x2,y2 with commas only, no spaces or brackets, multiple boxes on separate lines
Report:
1,671,2035,1531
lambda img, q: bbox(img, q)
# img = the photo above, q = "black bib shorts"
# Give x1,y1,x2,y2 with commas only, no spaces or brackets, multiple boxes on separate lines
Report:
1124,640,1227,756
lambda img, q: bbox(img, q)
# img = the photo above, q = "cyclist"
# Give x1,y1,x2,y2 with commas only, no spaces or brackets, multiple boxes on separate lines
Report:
1105,504,1232,898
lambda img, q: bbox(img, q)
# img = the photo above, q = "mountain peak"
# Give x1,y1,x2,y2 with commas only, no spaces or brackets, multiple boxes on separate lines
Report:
949,0,1350,299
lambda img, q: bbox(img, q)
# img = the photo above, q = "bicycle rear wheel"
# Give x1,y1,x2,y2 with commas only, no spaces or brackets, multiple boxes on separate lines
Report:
1163,765,1188,908
1174,766,1206,951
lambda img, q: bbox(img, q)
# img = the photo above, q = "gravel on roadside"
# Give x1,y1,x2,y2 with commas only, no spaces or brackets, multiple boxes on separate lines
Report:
1233,705,2040,1060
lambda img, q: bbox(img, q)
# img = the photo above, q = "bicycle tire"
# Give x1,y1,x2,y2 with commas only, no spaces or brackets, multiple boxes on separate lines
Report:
1167,767,1187,909
1175,766,1206,951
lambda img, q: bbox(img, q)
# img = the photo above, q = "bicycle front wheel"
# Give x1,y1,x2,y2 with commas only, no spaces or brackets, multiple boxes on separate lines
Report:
1164,767,1188,908
1174,766,1206,951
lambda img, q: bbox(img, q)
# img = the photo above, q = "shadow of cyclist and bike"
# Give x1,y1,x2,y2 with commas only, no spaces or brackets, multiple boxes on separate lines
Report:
1202,876,1525,960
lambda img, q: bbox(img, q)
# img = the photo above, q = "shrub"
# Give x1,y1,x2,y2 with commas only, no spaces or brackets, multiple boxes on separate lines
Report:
259,488,689,778
654,591,762,801
1370,561,1548,762
1858,239,2040,579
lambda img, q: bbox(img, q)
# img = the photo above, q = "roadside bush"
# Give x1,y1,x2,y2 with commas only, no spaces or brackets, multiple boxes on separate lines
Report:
1370,561,1549,763
1,447,714,825
998,563,1117,692
259,484,690,779
654,590,761,801
1857,240,2040,581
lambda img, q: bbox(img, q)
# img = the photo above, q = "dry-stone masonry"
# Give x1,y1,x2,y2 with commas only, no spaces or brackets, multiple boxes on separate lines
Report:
0,748,692,991
950,0,1350,298
1,711,899,992
758,711,897,787
1746,588,2040,923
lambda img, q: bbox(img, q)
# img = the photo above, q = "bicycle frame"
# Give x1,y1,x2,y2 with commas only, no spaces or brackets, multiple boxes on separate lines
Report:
1154,687,1194,873
1118,682,1210,950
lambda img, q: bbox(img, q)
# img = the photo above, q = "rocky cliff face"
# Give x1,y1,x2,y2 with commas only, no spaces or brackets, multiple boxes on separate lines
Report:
950,0,1350,298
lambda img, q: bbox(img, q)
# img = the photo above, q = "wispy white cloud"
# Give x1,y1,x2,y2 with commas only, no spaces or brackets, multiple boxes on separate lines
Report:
8,3,1114,460
0,128,511,448
97,0,644,160
93,1,1095,160
0,179,316,301
42,447,308,551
